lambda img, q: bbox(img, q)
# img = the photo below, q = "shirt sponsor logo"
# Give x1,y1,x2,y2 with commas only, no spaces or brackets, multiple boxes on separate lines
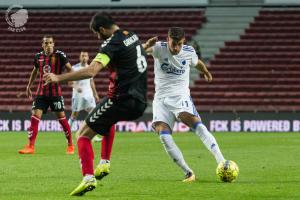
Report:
160,63,185,75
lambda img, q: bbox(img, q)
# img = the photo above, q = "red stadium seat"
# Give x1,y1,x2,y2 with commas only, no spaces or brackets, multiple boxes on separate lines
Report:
190,9,300,111
0,9,205,112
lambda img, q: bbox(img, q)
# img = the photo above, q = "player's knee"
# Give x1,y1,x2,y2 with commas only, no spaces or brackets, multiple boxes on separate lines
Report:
154,121,171,134
178,112,200,128
32,109,43,118
56,111,66,119
72,112,79,118
77,121,96,140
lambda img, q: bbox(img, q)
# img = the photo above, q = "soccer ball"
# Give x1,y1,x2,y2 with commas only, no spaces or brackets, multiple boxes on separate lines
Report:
216,160,239,182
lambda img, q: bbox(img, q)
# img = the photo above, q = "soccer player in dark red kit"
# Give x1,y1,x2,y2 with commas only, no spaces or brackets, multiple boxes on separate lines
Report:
44,13,148,196
18,35,75,155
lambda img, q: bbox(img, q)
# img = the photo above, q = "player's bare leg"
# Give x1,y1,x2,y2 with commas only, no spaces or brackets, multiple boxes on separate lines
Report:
18,109,43,154
154,121,195,182
178,112,225,164
55,111,74,154
70,122,98,196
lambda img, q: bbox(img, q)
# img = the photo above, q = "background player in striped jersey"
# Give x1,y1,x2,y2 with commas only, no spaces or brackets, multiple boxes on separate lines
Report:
18,35,75,155
144,27,226,182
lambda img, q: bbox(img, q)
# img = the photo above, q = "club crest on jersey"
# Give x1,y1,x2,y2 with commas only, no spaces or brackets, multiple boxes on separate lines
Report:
161,63,185,75
43,65,51,73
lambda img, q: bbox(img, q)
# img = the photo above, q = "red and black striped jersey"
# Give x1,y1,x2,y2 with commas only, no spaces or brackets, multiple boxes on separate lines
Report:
34,50,69,97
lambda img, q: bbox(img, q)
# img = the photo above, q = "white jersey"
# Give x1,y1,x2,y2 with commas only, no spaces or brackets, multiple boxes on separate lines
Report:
151,42,198,98
72,63,94,98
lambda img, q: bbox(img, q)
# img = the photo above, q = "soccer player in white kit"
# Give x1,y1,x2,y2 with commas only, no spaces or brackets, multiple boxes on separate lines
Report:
144,27,226,182
68,51,101,141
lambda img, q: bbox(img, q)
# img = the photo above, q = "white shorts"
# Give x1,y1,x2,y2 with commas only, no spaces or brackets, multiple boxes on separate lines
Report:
72,96,96,112
152,95,200,129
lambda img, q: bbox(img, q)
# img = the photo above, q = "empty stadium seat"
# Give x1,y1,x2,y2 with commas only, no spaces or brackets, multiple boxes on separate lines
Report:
190,9,300,111
0,9,205,111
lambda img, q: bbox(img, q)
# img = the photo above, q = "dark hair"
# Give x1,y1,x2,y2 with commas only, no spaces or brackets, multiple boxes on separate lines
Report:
42,35,54,42
168,27,185,41
90,12,115,32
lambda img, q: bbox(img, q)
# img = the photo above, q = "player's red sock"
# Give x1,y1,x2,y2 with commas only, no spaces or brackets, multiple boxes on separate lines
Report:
77,137,94,176
58,117,73,146
28,115,40,146
101,125,116,160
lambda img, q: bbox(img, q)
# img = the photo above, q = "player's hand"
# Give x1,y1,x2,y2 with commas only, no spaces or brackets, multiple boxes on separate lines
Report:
43,73,59,85
94,95,100,103
204,71,213,82
77,88,82,93
67,81,74,87
26,86,32,100
145,36,158,48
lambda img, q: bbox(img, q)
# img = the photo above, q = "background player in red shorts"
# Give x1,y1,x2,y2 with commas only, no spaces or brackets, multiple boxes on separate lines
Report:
18,35,75,155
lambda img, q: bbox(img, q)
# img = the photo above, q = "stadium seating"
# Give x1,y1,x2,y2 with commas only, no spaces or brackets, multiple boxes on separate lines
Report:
2,9,298,112
190,9,300,111
0,9,205,111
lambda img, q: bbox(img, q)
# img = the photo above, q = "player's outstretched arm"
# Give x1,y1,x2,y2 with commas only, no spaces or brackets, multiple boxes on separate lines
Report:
26,67,38,99
43,61,104,84
195,59,213,82
143,36,158,54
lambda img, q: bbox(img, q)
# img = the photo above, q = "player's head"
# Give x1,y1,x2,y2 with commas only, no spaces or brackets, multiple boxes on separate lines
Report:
42,35,54,55
90,13,116,40
79,51,89,65
167,27,185,55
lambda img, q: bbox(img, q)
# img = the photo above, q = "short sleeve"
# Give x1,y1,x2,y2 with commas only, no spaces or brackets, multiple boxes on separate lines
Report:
59,51,69,66
100,40,119,61
151,42,161,58
191,51,199,67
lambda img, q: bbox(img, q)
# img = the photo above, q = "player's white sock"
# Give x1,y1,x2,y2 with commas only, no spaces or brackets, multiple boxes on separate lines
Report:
68,117,75,131
194,122,225,164
99,159,110,165
159,131,193,174
83,174,95,181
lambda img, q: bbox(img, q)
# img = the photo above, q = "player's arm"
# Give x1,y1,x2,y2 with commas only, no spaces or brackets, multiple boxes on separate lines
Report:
43,53,110,84
26,67,39,99
195,59,212,82
64,62,73,72
142,36,158,54
90,79,100,102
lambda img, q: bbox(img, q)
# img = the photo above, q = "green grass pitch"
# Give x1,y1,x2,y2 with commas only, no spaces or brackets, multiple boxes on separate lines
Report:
0,132,299,200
